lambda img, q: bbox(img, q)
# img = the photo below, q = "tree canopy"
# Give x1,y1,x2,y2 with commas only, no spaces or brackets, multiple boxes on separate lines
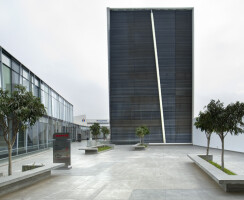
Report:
136,126,150,144
90,123,100,139
101,126,109,139
195,111,214,134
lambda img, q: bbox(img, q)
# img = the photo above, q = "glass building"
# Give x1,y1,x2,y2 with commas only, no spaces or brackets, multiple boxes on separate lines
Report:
0,46,82,158
108,8,193,144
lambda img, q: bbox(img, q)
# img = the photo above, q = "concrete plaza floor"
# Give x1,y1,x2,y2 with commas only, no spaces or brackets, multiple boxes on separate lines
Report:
1,142,244,200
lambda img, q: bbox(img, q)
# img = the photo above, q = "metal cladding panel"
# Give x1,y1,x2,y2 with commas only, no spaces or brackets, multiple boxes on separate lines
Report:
153,10,192,143
109,10,162,144
153,10,176,143
109,9,192,144
175,10,192,143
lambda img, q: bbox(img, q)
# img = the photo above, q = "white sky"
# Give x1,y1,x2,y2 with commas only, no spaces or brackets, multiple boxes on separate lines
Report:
0,0,244,119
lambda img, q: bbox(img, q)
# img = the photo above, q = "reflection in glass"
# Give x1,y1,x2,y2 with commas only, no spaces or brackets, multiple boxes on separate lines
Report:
23,69,29,79
2,54,10,67
12,71,19,91
23,78,29,91
2,65,11,92
12,61,20,73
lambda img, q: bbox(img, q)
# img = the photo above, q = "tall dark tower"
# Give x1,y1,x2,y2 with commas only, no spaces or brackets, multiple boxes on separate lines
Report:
108,8,193,144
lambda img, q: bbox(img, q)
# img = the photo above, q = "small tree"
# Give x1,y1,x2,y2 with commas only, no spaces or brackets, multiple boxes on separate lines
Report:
141,126,150,144
0,85,46,175
206,100,226,170
136,127,144,144
194,110,214,156
101,127,109,140
207,100,244,171
136,126,150,144
90,123,100,141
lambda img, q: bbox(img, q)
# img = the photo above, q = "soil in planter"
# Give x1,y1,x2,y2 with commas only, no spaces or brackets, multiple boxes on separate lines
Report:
98,146,111,152
201,157,236,175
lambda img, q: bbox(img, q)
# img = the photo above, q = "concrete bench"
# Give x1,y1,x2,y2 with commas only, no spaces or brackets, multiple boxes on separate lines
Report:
188,154,244,192
0,163,64,197
79,147,98,154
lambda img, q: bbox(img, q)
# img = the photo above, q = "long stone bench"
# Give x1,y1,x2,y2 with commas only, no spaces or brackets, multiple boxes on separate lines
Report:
0,163,64,197
188,154,244,192
79,147,98,154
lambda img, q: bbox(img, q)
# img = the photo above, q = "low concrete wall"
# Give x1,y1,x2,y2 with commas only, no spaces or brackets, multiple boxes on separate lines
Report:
188,154,244,192
133,143,147,150
0,163,64,196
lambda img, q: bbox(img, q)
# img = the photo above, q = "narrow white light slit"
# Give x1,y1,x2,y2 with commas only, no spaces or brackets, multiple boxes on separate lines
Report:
150,10,166,143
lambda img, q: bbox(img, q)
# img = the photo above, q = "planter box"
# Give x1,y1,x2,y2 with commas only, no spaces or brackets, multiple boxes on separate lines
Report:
79,144,114,154
22,164,44,172
198,155,213,161
133,143,148,150
188,154,244,192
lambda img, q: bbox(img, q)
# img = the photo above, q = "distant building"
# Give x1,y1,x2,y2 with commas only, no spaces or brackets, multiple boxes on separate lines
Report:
87,119,110,128
74,115,87,126
74,115,110,140
74,115,109,127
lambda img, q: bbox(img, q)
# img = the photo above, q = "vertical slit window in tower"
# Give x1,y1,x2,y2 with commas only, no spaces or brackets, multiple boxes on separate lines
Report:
150,10,166,143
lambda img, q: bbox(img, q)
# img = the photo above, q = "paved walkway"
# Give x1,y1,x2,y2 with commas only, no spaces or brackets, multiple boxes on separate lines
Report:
1,142,244,200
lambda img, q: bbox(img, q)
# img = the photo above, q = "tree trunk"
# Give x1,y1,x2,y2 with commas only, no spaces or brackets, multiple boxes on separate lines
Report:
206,136,210,156
221,135,225,171
8,145,12,176
140,137,142,144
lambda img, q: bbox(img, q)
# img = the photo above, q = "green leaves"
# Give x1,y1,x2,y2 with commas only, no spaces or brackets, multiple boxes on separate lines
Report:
196,99,244,137
90,123,100,137
101,126,109,135
136,126,150,138
0,85,46,145
225,101,244,135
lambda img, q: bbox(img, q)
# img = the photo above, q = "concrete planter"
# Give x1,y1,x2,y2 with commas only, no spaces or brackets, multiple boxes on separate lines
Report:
198,155,213,161
22,164,44,172
133,143,148,150
98,145,114,154
188,154,244,192
79,144,114,154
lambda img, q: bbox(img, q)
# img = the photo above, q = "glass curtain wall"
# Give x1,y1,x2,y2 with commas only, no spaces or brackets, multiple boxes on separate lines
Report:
0,48,77,159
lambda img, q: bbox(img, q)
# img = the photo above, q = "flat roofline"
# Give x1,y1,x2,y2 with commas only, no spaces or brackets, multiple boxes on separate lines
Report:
0,45,73,106
108,7,194,11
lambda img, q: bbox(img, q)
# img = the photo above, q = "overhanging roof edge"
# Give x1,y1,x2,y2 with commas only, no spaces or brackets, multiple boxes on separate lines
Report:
108,7,194,11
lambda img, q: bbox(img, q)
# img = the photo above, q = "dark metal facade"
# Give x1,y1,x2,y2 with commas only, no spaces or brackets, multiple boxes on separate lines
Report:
108,9,193,144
